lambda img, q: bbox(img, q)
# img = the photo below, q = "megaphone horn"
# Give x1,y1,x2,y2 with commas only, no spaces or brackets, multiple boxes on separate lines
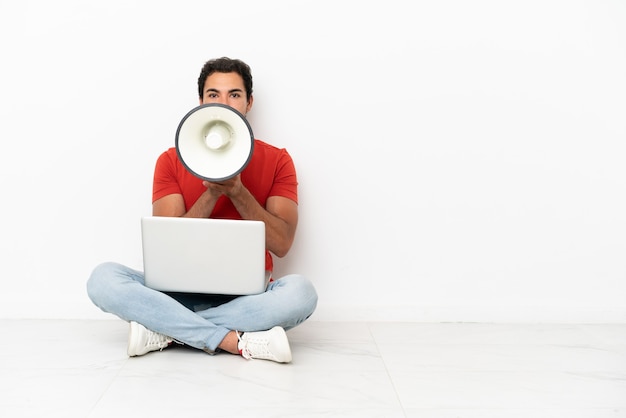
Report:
175,103,254,182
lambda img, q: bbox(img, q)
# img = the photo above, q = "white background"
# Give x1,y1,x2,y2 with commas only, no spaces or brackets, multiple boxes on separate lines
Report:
0,0,624,322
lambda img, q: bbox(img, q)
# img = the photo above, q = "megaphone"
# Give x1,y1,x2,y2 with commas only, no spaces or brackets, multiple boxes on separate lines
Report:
175,103,254,182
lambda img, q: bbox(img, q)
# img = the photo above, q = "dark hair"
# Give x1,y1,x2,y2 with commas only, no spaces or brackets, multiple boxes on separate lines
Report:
197,57,253,101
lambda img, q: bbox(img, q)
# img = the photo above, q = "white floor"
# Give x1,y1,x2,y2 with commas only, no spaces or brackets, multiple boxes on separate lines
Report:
1,319,625,417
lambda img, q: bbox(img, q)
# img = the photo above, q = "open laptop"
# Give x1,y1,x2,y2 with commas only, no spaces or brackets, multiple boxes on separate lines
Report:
141,216,268,295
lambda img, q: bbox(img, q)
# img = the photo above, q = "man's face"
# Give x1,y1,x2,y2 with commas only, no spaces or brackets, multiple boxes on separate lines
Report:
200,71,252,116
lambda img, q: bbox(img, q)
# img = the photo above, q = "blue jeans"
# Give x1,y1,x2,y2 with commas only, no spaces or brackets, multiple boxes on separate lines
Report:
86,262,318,352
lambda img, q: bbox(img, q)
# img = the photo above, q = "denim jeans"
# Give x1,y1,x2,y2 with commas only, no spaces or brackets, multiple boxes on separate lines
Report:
86,261,318,352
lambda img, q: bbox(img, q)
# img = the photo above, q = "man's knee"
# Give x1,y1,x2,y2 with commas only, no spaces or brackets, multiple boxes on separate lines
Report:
282,274,318,319
86,261,120,305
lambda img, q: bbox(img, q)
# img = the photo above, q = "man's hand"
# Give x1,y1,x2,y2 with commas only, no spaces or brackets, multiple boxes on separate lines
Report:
202,174,243,198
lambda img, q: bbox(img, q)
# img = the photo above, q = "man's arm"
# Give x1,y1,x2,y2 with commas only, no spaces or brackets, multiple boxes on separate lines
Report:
233,192,298,258
152,189,219,219
152,175,298,258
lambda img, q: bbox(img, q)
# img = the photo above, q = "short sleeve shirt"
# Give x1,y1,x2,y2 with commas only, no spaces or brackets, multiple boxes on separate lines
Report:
152,139,298,271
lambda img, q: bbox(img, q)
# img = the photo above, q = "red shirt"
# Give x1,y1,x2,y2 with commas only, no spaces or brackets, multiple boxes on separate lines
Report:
152,139,298,272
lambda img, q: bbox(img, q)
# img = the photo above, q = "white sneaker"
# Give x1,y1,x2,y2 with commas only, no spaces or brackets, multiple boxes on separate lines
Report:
127,321,173,357
237,326,292,363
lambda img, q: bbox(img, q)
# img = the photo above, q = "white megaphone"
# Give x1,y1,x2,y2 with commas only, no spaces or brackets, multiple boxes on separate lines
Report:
175,103,254,182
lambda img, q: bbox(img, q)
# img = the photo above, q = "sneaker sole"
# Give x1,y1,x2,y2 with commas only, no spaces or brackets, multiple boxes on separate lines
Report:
127,321,143,357
268,326,292,363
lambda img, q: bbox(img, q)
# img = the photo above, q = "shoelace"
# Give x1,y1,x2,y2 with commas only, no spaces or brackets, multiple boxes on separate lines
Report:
238,332,272,360
146,330,170,350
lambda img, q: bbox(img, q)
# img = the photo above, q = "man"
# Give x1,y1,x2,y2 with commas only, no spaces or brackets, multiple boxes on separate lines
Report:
87,57,318,363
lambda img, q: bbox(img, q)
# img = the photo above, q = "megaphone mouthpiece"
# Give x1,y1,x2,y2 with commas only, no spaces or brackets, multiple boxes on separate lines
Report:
204,121,231,150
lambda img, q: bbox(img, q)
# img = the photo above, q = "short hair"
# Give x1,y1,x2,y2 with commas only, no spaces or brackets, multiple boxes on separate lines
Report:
197,57,253,101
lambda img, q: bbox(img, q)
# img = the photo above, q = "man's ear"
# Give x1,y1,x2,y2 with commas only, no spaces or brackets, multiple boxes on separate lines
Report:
246,95,254,113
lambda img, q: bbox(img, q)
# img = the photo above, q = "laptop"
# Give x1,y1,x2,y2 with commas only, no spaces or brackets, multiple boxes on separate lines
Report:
141,216,268,295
